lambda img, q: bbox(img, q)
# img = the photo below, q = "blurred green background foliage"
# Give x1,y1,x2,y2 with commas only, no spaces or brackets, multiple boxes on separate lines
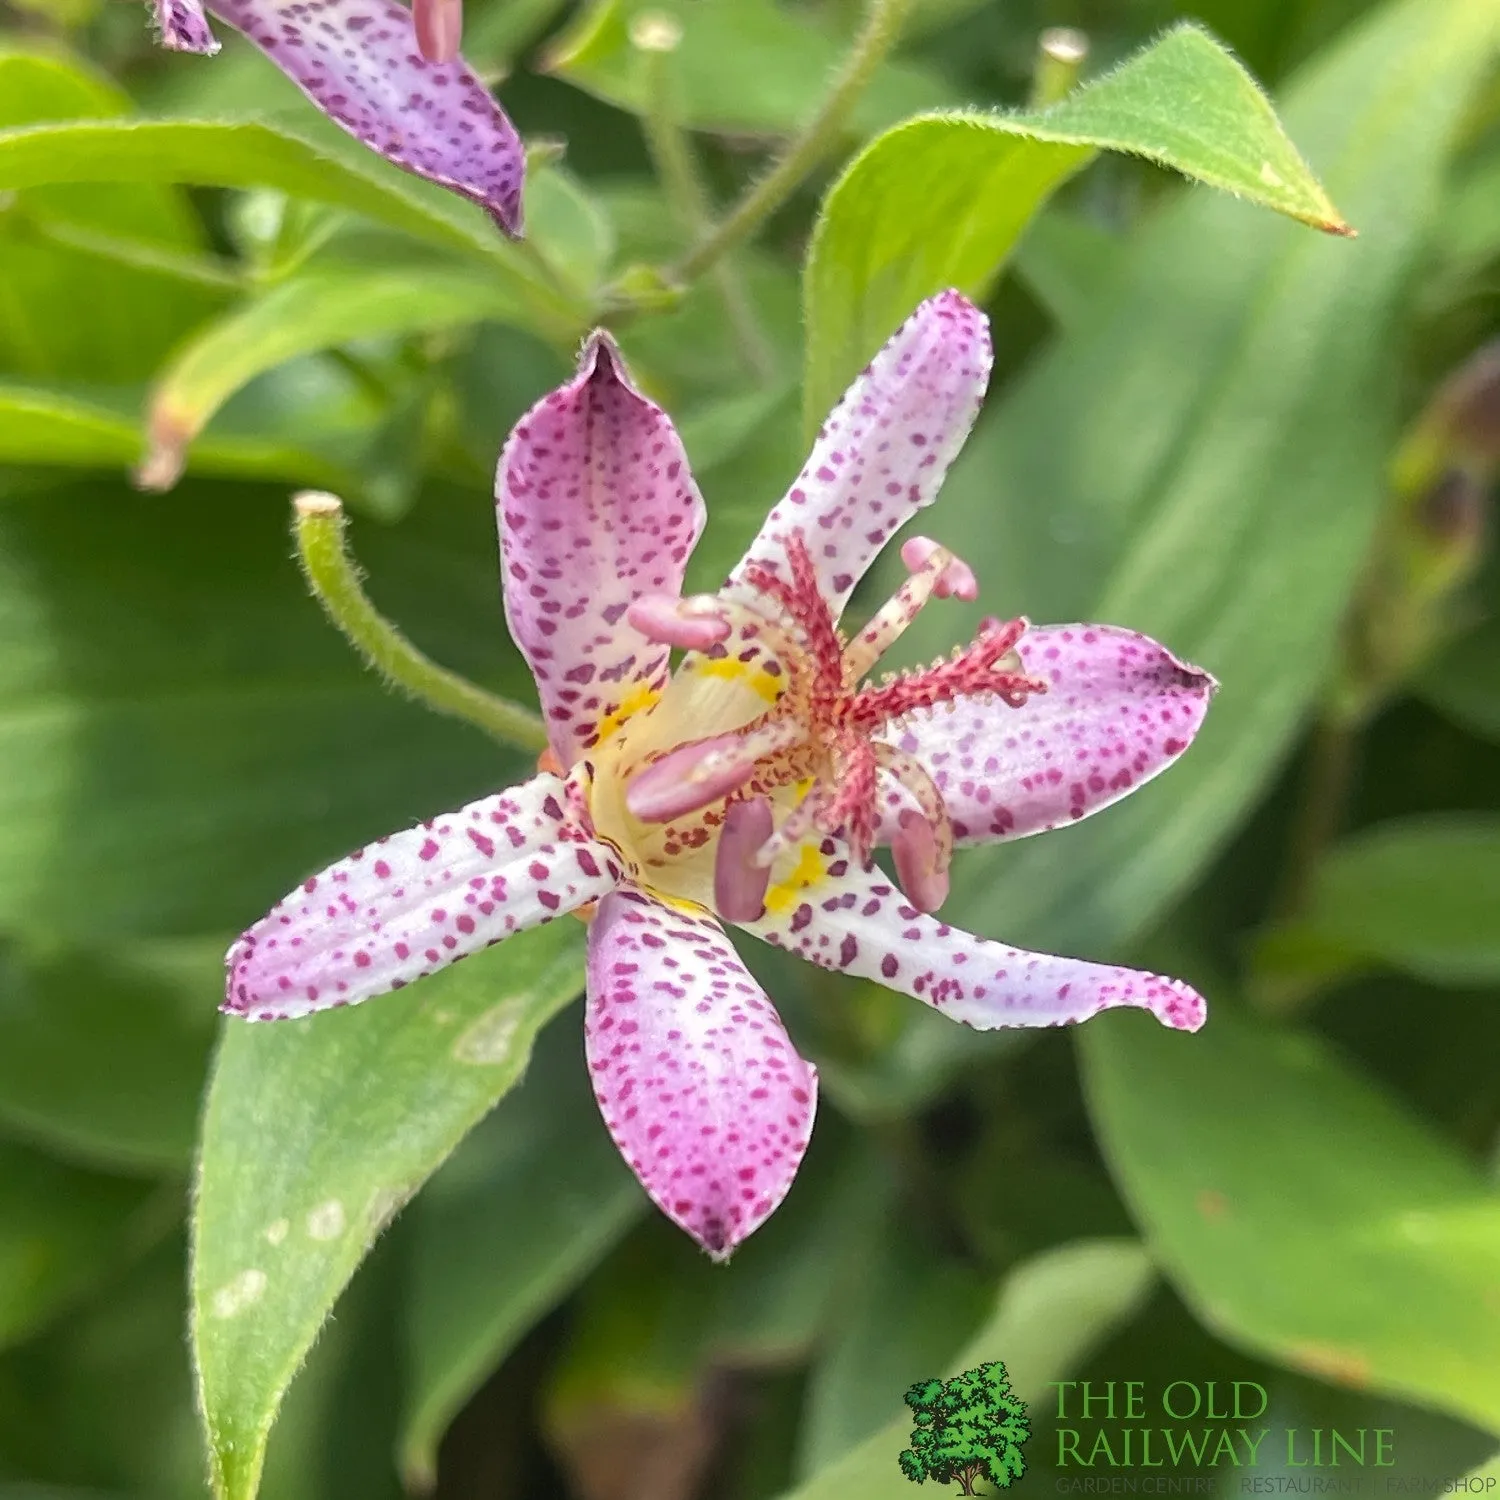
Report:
0,0,1497,1493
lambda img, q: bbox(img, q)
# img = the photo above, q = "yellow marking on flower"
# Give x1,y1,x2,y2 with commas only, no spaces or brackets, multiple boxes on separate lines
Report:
640,885,713,918
592,681,661,747
763,842,829,915
692,655,782,704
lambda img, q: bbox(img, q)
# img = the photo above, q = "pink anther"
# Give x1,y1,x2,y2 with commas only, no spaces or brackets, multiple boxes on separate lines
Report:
625,734,760,823
714,797,774,921
900,535,978,601
892,809,950,914
413,0,463,62
626,594,732,651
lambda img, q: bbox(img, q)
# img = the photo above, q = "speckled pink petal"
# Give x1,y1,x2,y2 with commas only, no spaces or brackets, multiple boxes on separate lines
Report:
745,855,1205,1033
225,771,619,1020
727,290,990,618
877,624,1217,847
155,0,219,52
498,332,707,764
585,887,817,1261
204,0,524,234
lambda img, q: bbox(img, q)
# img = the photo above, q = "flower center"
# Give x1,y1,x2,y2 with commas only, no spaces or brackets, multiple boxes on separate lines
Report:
583,531,1047,915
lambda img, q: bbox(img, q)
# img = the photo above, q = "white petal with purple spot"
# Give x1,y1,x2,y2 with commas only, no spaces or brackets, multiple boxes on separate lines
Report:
585,887,817,1261
206,0,525,233
877,624,1217,846
155,0,219,52
226,771,619,1020
745,852,1205,1033
727,290,991,618
498,332,707,764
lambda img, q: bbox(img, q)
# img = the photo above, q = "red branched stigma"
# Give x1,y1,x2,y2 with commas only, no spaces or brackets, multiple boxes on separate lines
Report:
849,615,1038,727
743,541,847,705
735,533,1047,860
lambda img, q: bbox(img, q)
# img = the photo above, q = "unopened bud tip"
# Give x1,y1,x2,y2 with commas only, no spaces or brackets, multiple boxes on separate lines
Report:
294,491,345,519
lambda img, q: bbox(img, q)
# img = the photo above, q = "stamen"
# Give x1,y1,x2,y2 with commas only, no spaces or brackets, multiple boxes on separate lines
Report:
874,743,953,907
899,535,978,600
752,787,824,869
873,744,952,865
844,536,974,679
627,593,732,651
626,719,800,823
607,528,1050,903
413,0,463,63
892,810,949,914
714,796,774,920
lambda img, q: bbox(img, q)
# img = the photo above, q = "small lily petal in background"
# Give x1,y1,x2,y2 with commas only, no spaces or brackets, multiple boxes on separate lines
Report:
228,291,1218,1260
149,0,522,233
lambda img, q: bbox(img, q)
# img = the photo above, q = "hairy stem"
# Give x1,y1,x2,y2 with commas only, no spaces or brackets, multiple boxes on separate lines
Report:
671,0,913,284
293,491,548,754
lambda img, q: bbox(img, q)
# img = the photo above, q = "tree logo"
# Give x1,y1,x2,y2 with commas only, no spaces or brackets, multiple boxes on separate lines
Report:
898,1361,1031,1494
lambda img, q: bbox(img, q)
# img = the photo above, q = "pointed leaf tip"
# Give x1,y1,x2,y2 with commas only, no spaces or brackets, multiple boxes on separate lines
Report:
804,20,1352,420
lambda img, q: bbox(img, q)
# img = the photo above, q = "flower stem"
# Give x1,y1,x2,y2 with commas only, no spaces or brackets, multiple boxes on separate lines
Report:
293,492,549,754
634,18,775,379
671,0,913,285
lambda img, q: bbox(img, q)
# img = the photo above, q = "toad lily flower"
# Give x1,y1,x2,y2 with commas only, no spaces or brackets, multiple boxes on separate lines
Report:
226,291,1216,1260
150,0,522,233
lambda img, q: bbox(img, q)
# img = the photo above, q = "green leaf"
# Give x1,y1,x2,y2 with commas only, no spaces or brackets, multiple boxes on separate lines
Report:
0,1484,128,1499
0,384,351,488
0,45,125,129
192,922,585,1500
700,1119,888,1368
256,1233,406,1500
1425,143,1500,299
797,1214,989,1474
676,384,794,475
0,479,530,938
541,1122,888,1495
774,1240,1153,1500
0,119,584,339
0,48,226,382
462,0,566,70
542,0,954,138
0,1140,167,1351
1081,1007,1500,1433
1268,816,1500,986
802,21,1349,429
0,1243,215,1496
141,267,543,489
923,0,1500,960
523,165,617,303
0,936,221,1174
397,1017,643,1486
795,972,1021,1123
1466,1450,1500,1484
1419,616,1500,743
1010,207,1122,334
538,1217,727,1498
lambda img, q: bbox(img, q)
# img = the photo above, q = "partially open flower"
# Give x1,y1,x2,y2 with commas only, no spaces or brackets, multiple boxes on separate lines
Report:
150,0,523,234
226,291,1217,1259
